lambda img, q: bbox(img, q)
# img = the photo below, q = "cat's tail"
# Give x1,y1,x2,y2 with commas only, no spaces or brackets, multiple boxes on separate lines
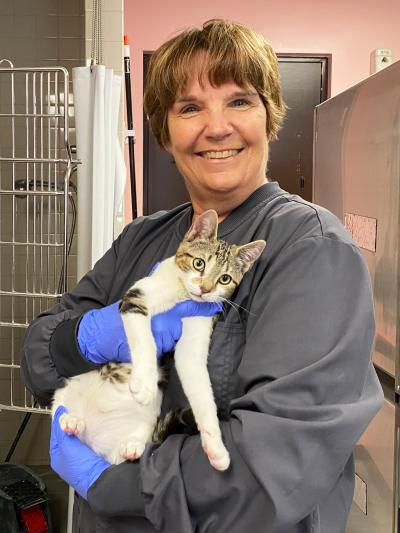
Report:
152,408,198,443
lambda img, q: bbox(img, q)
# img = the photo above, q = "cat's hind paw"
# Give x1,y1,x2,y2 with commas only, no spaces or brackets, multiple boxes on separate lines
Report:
59,413,85,436
120,439,146,461
200,429,230,471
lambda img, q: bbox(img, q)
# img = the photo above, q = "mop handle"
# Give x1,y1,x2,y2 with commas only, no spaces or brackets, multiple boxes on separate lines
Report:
124,35,137,219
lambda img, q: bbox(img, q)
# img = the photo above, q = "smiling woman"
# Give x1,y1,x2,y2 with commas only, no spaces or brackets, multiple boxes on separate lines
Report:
144,20,286,218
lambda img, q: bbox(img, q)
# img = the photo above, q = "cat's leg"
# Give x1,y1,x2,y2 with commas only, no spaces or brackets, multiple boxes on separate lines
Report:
120,266,185,405
174,316,230,471
118,423,154,463
117,401,161,464
52,381,85,436
120,286,159,405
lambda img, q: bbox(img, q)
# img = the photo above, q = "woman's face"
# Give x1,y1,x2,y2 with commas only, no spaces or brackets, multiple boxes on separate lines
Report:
166,71,269,213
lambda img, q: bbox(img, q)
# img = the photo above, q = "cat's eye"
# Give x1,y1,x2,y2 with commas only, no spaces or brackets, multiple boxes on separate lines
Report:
193,258,205,271
218,274,232,285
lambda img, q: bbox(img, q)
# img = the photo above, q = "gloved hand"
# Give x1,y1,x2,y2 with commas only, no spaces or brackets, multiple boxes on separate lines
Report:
50,406,110,499
77,299,222,364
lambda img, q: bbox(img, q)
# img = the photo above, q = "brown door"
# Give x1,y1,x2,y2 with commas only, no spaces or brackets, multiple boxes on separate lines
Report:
143,55,329,214
269,57,329,201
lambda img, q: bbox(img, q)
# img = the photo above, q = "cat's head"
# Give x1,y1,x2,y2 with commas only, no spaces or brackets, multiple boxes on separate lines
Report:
175,210,266,303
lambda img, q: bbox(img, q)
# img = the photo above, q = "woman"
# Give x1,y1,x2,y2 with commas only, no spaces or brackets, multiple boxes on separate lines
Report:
22,19,383,532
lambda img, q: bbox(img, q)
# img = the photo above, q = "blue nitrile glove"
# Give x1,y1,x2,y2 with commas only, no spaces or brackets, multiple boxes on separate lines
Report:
50,406,110,499
77,300,222,364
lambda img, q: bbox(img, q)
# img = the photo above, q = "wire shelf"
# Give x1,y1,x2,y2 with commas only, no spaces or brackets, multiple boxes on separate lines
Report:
0,62,79,413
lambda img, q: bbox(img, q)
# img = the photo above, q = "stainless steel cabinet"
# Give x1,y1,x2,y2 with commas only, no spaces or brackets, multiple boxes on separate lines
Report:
313,60,400,533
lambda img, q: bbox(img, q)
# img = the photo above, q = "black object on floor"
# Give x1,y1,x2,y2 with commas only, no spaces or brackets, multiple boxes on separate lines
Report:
0,463,54,533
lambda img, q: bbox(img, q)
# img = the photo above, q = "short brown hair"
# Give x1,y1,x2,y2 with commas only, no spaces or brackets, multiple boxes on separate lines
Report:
144,19,286,148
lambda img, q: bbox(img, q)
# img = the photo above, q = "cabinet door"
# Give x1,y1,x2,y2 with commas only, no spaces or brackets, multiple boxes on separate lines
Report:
143,55,328,214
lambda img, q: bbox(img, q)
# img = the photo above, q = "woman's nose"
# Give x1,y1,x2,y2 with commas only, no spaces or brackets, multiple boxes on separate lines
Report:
204,110,233,139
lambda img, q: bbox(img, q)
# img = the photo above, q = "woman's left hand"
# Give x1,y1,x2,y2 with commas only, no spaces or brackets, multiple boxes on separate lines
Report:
50,406,110,499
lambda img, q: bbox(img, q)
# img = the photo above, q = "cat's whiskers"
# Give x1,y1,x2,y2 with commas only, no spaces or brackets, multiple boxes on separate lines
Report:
218,297,257,318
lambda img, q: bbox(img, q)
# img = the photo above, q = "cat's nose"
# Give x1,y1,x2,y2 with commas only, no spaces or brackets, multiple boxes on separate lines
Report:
200,284,212,294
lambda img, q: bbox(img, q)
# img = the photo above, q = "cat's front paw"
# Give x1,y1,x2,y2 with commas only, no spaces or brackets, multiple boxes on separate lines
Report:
119,439,146,461
59,413,85,436
200,429,230,471
129,372,158,406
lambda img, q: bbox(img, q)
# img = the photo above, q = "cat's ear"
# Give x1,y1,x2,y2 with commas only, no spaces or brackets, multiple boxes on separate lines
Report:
233,240,266,273
185,210,218,241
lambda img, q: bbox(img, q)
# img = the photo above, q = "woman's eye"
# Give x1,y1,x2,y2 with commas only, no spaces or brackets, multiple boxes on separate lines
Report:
218,274,232,285
231,98,248,108
193,258,205,271
181,105,198,114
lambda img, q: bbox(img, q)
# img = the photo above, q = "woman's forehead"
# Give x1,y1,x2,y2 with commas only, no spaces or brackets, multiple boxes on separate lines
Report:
175,71,254,101
175,78,256,101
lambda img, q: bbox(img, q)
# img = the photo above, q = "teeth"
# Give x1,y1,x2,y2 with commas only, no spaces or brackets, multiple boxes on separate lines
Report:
202,149,239,159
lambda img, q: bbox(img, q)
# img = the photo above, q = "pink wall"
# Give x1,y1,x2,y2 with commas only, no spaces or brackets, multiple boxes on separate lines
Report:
124,0,400,219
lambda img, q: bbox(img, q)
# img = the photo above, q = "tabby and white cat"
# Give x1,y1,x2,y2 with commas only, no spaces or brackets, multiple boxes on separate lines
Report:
52,210,265,471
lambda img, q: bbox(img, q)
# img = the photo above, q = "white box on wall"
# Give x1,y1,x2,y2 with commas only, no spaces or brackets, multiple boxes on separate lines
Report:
370,48,392,74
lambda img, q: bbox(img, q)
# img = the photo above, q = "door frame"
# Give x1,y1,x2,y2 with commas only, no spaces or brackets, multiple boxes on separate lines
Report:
277,54,331,101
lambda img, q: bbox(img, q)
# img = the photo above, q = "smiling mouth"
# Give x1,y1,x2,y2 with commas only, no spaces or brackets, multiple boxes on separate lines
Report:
197,149,243,159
